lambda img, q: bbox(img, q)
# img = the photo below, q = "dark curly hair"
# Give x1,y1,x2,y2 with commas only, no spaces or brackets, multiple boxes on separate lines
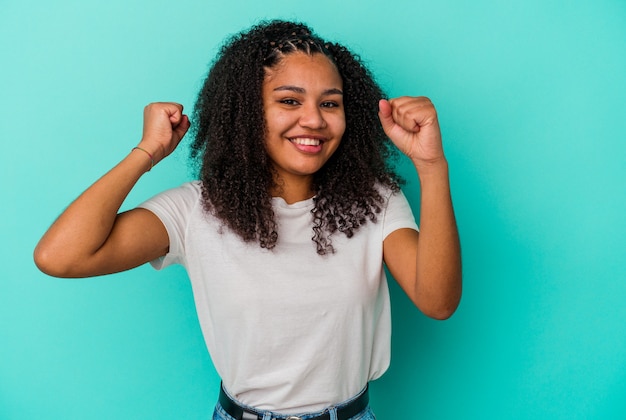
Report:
190,20,402,255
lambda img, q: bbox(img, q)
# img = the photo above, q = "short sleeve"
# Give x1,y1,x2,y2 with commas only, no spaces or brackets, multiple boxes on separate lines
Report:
382,189,419,239
136,181,202,269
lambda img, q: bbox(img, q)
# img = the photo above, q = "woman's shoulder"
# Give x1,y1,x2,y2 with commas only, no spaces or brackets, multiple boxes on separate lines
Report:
373,182,404,203
180,180,203,194
138,181,204,213
162,180,202,197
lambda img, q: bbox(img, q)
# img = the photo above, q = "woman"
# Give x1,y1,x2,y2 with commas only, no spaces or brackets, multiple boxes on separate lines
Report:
35,20,461,420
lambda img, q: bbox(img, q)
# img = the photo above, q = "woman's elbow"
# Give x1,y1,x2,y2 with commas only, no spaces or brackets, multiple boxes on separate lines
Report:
423,303,459,320
33,244,75,278
417,283,462,320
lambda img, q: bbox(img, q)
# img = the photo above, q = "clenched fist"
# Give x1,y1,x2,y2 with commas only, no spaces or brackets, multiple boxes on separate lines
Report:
378,97,446,170
136,102,191,166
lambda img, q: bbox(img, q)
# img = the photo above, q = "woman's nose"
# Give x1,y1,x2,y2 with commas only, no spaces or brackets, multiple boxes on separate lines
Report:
299,104,326,129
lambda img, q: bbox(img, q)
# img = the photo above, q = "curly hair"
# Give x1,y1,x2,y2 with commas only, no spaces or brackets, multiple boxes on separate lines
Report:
190,20,402,255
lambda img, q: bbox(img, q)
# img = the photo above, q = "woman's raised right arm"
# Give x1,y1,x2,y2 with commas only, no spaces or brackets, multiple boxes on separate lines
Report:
34,102,190,278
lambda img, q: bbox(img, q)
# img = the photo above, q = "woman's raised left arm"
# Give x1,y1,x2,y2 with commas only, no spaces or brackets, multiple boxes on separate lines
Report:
379,97,462,319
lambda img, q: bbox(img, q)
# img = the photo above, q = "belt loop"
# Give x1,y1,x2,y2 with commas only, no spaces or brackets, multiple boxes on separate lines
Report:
328,407,338,420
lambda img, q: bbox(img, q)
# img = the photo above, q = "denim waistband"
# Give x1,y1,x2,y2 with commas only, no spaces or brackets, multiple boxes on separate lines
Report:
217,384,370,420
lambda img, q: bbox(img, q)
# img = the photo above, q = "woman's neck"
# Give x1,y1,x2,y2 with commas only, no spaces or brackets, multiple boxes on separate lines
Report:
270,175,315,204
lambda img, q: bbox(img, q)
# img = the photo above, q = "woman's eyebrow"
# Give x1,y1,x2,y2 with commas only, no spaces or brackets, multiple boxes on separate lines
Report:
273,85,343,95
324,88,344,96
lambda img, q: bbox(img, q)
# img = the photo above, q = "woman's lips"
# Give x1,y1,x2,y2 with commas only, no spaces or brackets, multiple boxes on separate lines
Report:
289,136,326,153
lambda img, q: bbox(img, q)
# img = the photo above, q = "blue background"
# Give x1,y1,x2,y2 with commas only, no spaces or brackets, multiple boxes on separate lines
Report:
1,1,625,418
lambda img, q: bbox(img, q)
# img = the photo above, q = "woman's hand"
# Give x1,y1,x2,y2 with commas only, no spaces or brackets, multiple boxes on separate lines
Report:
378,97,445,171
136,102,191,165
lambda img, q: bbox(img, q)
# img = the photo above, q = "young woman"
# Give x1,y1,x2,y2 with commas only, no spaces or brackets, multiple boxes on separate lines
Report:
35,20,461,420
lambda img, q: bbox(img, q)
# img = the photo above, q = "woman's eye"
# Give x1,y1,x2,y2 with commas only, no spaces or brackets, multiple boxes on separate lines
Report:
279,99,300,106
321,101,339,108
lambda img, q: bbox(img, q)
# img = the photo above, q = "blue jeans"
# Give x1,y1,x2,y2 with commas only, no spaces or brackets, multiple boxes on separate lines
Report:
212,386,376,420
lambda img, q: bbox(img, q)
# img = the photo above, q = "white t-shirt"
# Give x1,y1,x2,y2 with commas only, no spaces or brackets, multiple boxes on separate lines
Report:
139,181,418,413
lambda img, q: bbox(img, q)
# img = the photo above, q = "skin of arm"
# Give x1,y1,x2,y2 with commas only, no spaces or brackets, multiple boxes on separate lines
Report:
34,102,190,278
379,97,462,320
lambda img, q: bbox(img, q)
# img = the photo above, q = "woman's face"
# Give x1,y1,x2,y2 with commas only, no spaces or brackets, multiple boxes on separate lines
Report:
262,52,345,189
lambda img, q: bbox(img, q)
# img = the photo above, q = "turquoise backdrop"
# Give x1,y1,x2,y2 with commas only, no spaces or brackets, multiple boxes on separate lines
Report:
1,1,625,419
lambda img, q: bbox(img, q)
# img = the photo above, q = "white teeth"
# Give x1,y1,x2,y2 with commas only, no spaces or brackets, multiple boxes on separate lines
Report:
290,138,321,146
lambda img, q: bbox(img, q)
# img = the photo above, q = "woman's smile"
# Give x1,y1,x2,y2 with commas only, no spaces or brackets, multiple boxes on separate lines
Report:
288,135,327,152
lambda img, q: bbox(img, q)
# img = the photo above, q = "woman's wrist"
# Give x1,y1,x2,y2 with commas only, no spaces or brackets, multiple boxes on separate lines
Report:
414,157,449,182
128,146,156,174
131,147,154,171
